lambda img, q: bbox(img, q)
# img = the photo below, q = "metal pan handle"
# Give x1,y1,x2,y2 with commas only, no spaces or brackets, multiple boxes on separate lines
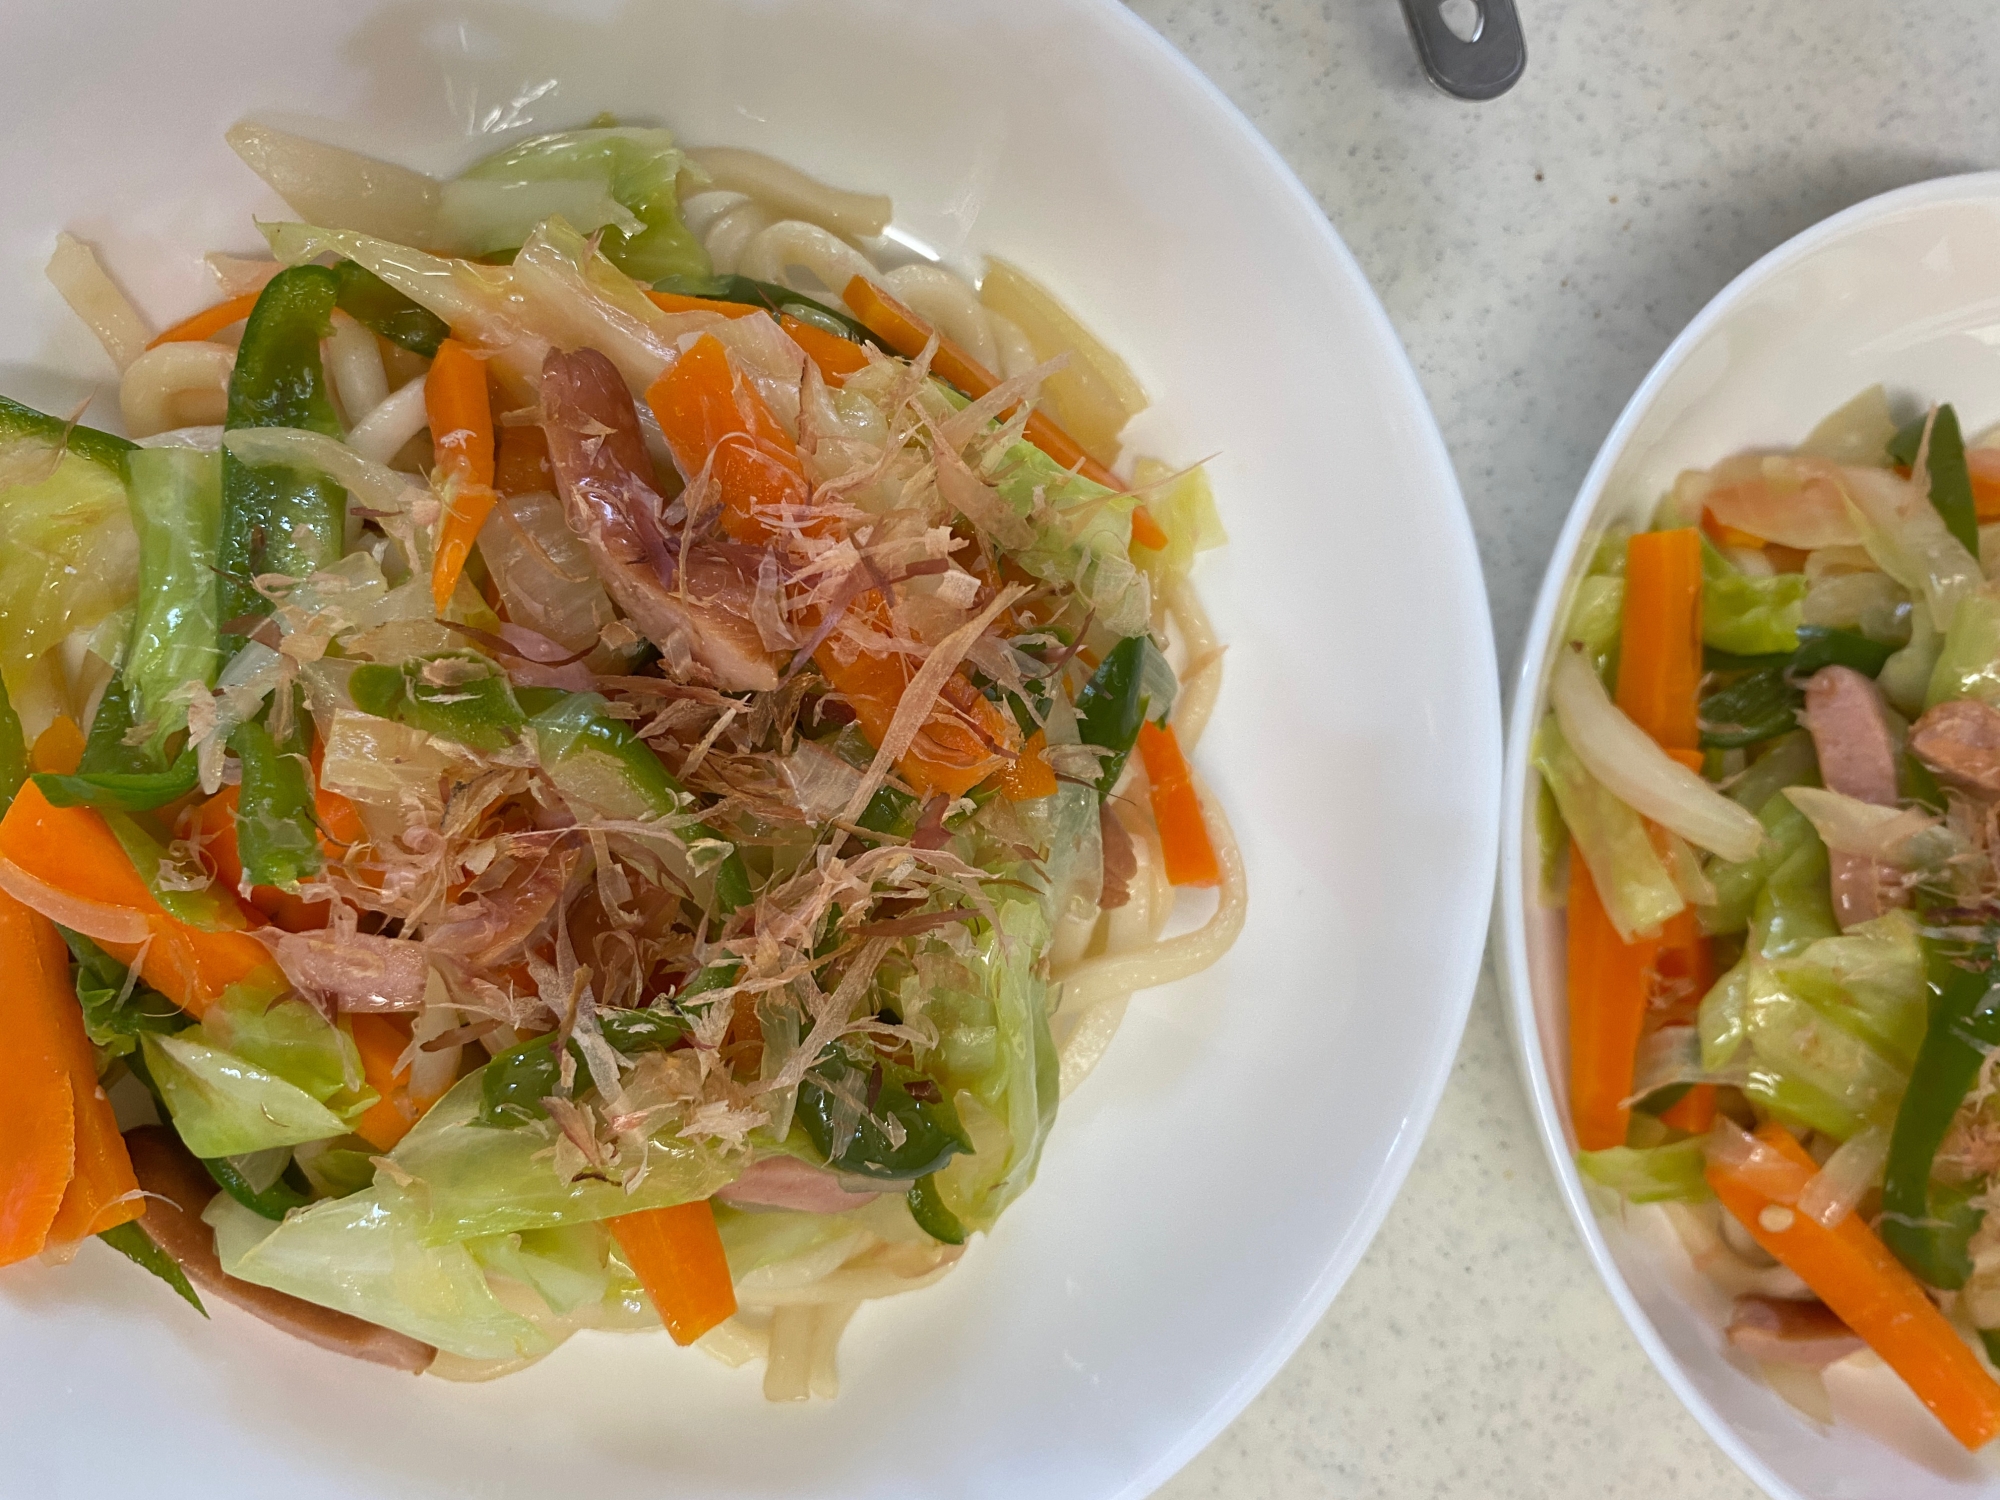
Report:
1399,0,1526,101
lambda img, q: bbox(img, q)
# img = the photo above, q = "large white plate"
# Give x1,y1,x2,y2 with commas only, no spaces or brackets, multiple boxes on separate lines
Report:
1501,173,2000,1500
0,3,1500,1496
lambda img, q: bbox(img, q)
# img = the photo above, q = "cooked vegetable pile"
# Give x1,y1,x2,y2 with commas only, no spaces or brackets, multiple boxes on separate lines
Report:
0,122,1239,1399
1542,386,2000,1454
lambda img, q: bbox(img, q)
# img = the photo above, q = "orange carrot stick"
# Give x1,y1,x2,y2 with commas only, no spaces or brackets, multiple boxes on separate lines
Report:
999,729,1058,800
0,889,78,1266
349,1014,427,1151
1708,1122,2000,1449
643,289,762,319
646,334,814,545
1567,842,1660,1152
426,338,497,614
1616,529,1704,751
1128,504,1170,552
608,1200,737,1346
779,314,872,385
842,276,1118,482
1591,537,1709,1135
1969,448,2000,521
29,717,86,776
46,907,142,1241
0,782,279,1018
1135,720,1220,887
646,336,1017,797
148,292,262,349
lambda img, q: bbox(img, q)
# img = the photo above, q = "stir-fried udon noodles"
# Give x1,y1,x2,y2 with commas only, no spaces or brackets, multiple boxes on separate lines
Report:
0,123,1243,1400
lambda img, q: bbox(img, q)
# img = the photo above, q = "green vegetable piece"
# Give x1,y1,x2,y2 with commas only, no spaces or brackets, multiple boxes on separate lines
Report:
1074,635,1154,796
654,273,881,347
1700,536,1808,655
331,260,448,357
521,688,751,912
1889,405,1978,558
907,1172,968,1243
350,653,524,752
123,446,223,757
475,1006,691,1128
796,1053,973,1182
1698,626,1898,749
32,680,200,812
1723,731,1820,812
459,128,709,284
230,706,320,890
202,1153,311,1222
142,1029,352,1158
1698,666,1796,749
1881,928,2000,1289
1577,1140,1714,1204
1926,588,2000,710
0,672,23,814
219,265,346,623
0,393,134,472
97,1220,206,1316
1536,716,1684,940
61,929,186,1058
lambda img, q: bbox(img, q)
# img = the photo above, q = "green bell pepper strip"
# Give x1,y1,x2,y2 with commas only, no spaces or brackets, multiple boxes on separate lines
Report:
1074,635,1153,796
1889,404,1979,559
517,687,753,914
1880,926,2000,1289
201,1154,312,1222
331,260,448,358
907,1172,968,1243
32,679,199,812
350,653,525,753
230,704,320,890
653,273,883,348
0,672,25,814
795,1053,973,1182
218,265,347,624
96,1219,206,1315
475,1007,690,1128
0,393,134,473
122,447,223,759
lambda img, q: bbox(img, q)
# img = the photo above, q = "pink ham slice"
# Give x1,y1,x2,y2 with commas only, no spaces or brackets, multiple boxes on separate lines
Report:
1725,1295,1865,1369
1799,665,1902,928
1910,698,2000,795
714,1154,882,1213
540,347,781,692
124,1126,435,1372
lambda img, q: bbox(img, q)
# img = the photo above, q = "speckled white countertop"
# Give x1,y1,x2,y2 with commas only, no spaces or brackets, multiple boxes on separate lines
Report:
1132,2,2000,1496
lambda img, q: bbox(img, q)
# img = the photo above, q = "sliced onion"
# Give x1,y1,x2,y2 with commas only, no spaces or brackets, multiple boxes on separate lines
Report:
1549,649,1764,863
227,124,440,245
1797,1124,1889,1228
1841,464,1982,631
1703,456,1862,549
0,857,152,944
46,232,149,372
224,427,420,516
1782,787,1954,868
